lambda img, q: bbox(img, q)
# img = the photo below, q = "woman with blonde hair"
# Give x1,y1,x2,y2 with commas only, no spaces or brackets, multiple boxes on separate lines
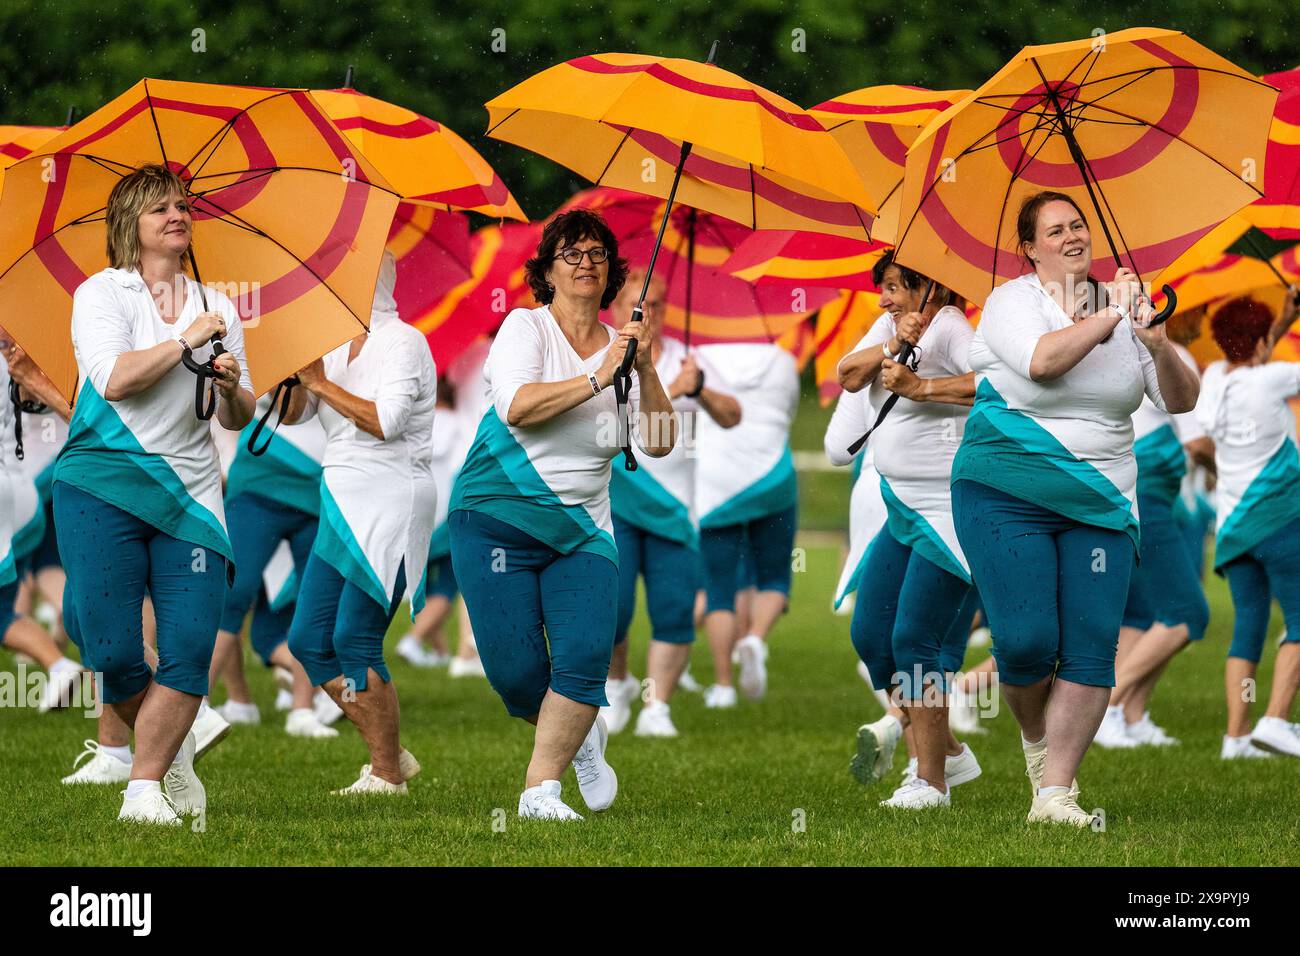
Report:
55,164,254,825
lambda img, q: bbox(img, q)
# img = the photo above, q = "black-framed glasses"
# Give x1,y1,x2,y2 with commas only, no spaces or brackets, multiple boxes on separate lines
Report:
555,247,609,266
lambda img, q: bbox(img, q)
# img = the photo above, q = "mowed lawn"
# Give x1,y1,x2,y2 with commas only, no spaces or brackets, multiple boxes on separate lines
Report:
1,541,1296,867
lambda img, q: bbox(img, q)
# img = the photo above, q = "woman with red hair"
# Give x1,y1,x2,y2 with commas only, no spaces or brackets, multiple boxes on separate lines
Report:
1197,290,1300,758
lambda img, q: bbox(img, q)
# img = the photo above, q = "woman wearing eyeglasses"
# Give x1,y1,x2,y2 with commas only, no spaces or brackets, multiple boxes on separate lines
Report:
448,209,676,820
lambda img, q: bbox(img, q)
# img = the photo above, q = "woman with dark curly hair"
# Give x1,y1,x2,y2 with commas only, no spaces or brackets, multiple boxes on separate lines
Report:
1196,291,1300,759
448,209,676,820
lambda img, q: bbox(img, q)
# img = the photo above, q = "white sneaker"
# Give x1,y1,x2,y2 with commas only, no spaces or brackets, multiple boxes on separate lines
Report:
332,768,408,795
313,690,345,726
634,699,679,737
190,704,231,762
1251,716,1300,757
215,700,260,725
736,635,768,700
449,656,487,679
396,635,447,668
1093,706,1140,749
162,732,205,816
62,740,132,785
518,779,583,821
1027,789,1097,829
118,785,181,826
702,684,738,709
598,674,639,735
880,778,950,809
38,659,82,713
850,715,901,784
571,716,617,812
900,757,918,788
274,666,294,692
968,626,992,649
677,668,703,693
948,685,987,736
1126,711,1179,746
285,708,340,738
360,748,422,783
945,743,983,787
1222,734,1273,760
273,688,294,712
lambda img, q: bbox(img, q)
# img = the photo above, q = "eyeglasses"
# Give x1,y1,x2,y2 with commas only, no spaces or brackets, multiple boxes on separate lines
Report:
555,247,609,266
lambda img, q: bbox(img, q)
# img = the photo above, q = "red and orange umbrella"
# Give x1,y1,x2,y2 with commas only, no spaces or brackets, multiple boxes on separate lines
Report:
0,125,65,182
808,85,969,244
563,187,838,346
0,79,401,404
722,230,889,292
896,29,1277,308
1242,66,1300,240
405,221,540,369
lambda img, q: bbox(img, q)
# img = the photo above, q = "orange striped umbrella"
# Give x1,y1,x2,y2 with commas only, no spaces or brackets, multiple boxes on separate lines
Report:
406,221,540,368
1153,213,1299,314
561,187,838,346
312,85,526,221
722,230,889,291
809,85,969,244
387,205,474,349
0,125,64,183
1241,67,1300,240
0,78,401,403
485,50,875,238
896,28,1277,307
813,289,882,405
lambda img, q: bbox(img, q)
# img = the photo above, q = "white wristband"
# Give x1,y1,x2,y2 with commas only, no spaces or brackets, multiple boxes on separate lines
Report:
882,340,898,360
588,372,602,396
177,335,193,353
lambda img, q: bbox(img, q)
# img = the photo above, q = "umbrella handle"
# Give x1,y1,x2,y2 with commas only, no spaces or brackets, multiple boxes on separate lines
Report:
181,339,226,420
1146,285,1178,328
246,376,299,456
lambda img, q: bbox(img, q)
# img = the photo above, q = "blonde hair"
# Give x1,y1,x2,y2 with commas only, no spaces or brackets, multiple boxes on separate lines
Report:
105,164,191,271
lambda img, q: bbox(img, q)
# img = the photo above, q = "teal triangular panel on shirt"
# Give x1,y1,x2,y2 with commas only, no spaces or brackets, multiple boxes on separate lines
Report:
610,465,697,547
699,446,798,529
879,476,970,585
1215,438,1300,570
1134,423,1186,504
227,427,322,517
312,483,390,611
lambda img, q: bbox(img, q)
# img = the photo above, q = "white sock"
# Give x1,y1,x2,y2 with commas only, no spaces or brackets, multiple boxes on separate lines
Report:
1038,785,1070,797
102,745,132,765
1106,704,1122,718
51,656,79,674
743,633,762,644
1021,733,1046,748
124,779,160,800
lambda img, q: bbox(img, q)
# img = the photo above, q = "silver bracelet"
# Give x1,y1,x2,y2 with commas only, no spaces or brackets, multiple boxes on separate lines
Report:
588,372,602,396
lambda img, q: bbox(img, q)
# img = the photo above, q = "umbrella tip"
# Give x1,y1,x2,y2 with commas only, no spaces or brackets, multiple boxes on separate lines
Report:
706,41,718,64
344,64,355,89
64,105,76,126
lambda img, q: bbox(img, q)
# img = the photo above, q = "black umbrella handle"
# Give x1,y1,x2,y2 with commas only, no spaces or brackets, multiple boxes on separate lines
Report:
182,339,226,420
1144,284,1178,328
246,376,299,456
846,280,933,455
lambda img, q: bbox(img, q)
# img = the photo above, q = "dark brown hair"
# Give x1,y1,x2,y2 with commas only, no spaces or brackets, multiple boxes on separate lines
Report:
525,209,628,310
871,249,953,308
1211,297,1273,362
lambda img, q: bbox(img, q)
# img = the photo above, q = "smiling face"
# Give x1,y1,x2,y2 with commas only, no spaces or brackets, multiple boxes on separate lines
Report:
137,189,192,262
546,235,610,307
1026,199,1091,280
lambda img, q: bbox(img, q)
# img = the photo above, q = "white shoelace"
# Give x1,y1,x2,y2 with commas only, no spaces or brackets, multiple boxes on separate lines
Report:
572,742,600,787
69,739,102,772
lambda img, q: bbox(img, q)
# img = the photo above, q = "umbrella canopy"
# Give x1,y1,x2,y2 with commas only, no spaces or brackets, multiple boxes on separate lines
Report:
312,86,527,221
808,85,969,244
0,78,401,402
485,51,876,238
895,28,1277,306
0,125,64,182
1240,67,1300,240
563,187,839,345
406,220,540,369
1153,213,1300,313
813,289,882,405
386,204,474,355
722,229,889,292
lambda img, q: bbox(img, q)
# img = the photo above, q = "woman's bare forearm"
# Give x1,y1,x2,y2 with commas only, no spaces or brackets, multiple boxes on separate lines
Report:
103,341,185,401
216,387,255,431
1028,309,1121,381
307,379,383,438
16,381,72,423
507,377,602,428
917,372,976,407
839,346,887,393
696,388,741,428
1149,342,1200,414
633,368,676,457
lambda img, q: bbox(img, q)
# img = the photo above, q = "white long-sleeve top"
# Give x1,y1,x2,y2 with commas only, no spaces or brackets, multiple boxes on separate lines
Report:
302,311,438,614
55,268,251,568
823,387,886,606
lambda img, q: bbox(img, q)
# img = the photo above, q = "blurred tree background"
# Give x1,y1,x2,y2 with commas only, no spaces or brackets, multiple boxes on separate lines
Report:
2,0,1296,220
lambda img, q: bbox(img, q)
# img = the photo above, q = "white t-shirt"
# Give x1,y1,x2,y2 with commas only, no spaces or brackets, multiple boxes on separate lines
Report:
953,272,1166,547
304,312,439,613
838,306,973,581
1195,359,1300,566
694,343,799,528
450,305,647,566
56,268,251,567
823,388,886,606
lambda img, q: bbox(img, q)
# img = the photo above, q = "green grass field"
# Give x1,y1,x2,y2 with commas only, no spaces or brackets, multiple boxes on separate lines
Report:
2,537,1296,867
